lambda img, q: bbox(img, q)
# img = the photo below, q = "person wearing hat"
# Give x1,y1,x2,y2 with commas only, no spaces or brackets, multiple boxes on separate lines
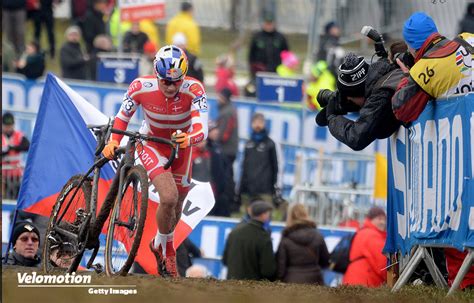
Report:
342,206,387,287
223,200,276,280
248,12,289,78
315,51,403,151
59,25,89,80
3,221,41,267
392,12,474,123
2,112,30,199
316,21,344,76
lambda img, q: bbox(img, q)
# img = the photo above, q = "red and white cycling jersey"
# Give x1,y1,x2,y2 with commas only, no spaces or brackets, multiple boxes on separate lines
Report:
112,75,208,144
111,75,208,190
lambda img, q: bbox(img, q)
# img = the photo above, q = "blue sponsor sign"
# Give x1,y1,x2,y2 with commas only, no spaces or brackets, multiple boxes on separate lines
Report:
97,53,141,84
256,72,304,103
385,94,474,254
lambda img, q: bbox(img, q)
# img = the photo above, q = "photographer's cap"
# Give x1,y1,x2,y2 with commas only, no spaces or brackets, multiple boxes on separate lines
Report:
337,53,369,98
403,12,438,50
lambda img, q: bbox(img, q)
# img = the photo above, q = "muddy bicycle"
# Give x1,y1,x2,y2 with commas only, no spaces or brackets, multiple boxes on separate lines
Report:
42,119,178,276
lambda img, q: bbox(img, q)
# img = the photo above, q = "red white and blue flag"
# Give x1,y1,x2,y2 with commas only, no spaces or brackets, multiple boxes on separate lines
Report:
16,74,214,274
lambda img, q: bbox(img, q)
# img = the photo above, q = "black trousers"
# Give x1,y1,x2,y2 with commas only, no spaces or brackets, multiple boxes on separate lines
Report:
29,8,55,56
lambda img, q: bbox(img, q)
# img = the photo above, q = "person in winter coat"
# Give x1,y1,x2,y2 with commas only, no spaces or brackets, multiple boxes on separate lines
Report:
248,14,289,77
315,49,404,151
59,26,89,80
239,113,279,209
276,203,330,284
82,0,107,54
343,206,387,287
3,221,41,267
16,41,45,79
223,200,276,280
165,2,201,55
215,54,239,96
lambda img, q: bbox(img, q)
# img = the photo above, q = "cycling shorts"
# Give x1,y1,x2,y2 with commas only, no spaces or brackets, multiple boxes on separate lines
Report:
137,142,193,194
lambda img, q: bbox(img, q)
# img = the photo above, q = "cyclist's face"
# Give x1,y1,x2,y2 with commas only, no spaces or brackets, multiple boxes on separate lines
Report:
14,232,39,259
158,79,183,98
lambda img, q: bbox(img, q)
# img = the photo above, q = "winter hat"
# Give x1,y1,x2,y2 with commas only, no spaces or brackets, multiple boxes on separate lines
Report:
403,12,438,50
280,50,299,69
172,32,187,47
2,112,14,125
324,21,338,34
337,53,369,97
12,221,40,245
367,206,386,220
250,200,274,217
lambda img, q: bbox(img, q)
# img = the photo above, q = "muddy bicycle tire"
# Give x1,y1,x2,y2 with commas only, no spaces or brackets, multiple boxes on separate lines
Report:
42,175,92,274
104,165,149,276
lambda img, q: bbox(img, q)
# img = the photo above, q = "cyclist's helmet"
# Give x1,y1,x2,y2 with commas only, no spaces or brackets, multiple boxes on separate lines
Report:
153,45,188,81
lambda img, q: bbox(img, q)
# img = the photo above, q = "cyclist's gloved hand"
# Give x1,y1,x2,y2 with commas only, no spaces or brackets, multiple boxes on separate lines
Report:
172,131,189,149
103,140,119,159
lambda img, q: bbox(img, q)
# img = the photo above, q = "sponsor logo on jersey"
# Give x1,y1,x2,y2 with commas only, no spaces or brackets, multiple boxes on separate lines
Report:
143,81,153,88
144,104,166,113
189,83,204,96
128,80,142,95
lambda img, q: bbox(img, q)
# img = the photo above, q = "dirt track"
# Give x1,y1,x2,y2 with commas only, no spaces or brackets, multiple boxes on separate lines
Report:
2,266,473,303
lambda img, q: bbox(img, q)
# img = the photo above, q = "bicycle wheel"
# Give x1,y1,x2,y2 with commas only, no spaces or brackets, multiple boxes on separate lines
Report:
42,175,92,274
105,165,148,276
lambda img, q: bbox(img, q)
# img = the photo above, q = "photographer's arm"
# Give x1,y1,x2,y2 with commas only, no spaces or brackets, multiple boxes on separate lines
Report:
327,91,392,151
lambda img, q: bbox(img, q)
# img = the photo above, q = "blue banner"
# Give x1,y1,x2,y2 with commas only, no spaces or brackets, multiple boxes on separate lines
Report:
385,94,474,254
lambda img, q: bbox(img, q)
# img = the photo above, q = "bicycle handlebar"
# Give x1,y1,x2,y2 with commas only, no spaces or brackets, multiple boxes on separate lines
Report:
87,122,179,170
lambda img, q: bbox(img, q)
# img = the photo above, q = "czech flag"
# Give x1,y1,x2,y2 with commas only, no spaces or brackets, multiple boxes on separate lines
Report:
15,74,214,274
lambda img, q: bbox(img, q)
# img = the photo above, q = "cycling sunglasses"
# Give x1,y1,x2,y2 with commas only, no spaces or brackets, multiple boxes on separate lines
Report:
159,79,183,87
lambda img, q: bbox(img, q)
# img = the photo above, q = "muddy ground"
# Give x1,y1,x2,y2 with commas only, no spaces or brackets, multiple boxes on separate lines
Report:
2,266,473,303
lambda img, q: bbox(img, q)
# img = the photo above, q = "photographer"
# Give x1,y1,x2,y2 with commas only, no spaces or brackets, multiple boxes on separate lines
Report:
316,47,405,151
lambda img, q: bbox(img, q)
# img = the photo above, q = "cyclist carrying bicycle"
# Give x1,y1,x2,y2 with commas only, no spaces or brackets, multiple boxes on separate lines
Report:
102,45,208,277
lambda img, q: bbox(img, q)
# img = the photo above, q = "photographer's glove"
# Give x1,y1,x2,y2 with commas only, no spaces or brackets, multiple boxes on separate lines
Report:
172,131,189,149
103,140,119,159
315,107,329,127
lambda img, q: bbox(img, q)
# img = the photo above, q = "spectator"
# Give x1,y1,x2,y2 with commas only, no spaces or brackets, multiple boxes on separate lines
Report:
82,0,108,54
60,26,89,80
32,0,59,58
2,113,30,200
109,7,132,48
315,50,404,151
276,203,330,284
16,41,45,79
3,0,27,55
176,238,202,277
206,123,229,217
191,139,212,183
166,2,201,56
215,54,239,96
139,19,160,51
248,13,289,76
306,61,336,111
173,32,204,82
392,12,474,123
239,113,278,209
89,34,114,81
316,21,345,76
459,3,474,34
3,221,41,267
123,22,150,54
276,50,299,77
343,206,387,287
223,200,276,280
139,41,157,76
70,0,88,25
216,88,238,209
